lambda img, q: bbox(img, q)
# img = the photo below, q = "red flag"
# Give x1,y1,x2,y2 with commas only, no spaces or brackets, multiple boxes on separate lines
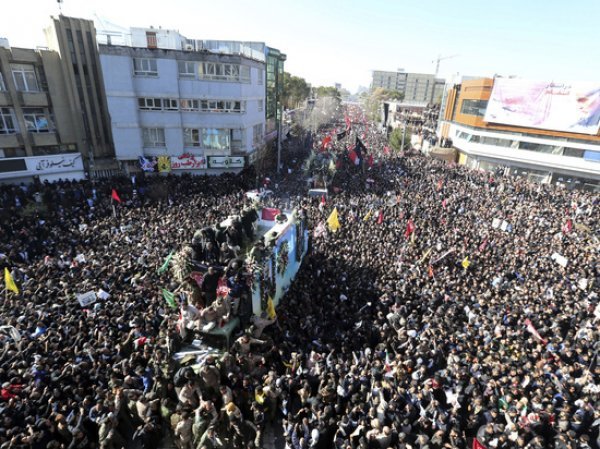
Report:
261,207,281,221
478,238,488,253
348,149,359,165
321,135,332,151
383,146,390,155
442,199,447,209
473,438,487,449
320,195,326,206
404,219,415,239
367,155,374,168
562,219,573,234
344,114,351,131
111,189,122,203
377,209,384,224
524,318,547,345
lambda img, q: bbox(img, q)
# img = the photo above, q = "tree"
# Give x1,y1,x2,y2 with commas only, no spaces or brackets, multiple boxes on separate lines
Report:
282,72,311,110
363,88,405,122
389,127,411,152
313,86,341,101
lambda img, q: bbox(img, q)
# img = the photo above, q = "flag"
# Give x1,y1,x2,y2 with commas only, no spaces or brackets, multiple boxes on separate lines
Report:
162,289,178,309
478,239,488,253
404,219,415,239
321,195,326,206
4,268,18,294
356,136,368,155
313,222,327,238
344,114,351,131
436,179,443,191
367,155,374,168
524,318,547,344
337,130,347,141
157,251,174,274
461,256,471,270
419,247,432,264
111,189,122,203
348,149,360,166
562,219,573,234
377,209,384,224
383,146,390,155
363,209,373,221
321,135,332,151
261,207,281,221
266,296,276,319
473,438,487,449
442,198,447,209
327,208,341,232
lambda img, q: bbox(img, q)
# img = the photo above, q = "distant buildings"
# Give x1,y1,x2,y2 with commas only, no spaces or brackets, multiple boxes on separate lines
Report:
371,69,445,105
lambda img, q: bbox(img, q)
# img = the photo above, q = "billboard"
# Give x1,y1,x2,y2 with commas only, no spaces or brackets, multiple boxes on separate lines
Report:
484,79,600,135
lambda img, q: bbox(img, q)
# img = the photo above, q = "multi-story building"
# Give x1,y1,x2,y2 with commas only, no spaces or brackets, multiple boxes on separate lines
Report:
97,25,273,173
0,40,86,182
371,69,445,105
437,77,600,190
264,47,286,162
44,16,116,177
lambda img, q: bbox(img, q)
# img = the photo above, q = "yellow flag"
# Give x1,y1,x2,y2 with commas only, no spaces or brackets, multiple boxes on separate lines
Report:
461,257,471,269
327,208,341,232
363,209,373,221
266,296,277,319
4,268,19,294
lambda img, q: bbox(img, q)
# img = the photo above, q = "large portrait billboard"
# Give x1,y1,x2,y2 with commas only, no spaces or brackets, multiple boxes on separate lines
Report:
484,79,600,135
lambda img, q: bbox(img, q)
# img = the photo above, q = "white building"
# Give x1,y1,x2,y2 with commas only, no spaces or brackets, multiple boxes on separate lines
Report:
98,26,267,174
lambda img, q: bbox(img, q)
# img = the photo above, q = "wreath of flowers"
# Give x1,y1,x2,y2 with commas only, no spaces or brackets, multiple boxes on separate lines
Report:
277,241,289,275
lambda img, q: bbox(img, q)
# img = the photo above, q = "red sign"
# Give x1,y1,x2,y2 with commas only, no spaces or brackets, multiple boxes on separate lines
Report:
171,154,207,170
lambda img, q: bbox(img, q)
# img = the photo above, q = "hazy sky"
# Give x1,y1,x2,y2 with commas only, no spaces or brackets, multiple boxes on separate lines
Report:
1,0,598,92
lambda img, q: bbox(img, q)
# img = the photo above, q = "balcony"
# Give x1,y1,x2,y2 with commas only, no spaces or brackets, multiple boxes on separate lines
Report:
31,132,58,146
0,92,11,106
0,133,20,147
19,91,48,107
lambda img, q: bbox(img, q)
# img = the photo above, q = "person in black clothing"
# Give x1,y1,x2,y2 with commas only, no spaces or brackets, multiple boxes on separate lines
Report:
201,266,220,308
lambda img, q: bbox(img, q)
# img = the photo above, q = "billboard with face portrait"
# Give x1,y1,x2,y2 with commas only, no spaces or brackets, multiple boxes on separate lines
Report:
484,78,600,135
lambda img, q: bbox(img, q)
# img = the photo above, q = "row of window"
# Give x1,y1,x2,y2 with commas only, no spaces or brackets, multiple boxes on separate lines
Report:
0,107,54,134
138,97,259,113
133,58,258,83
0,64,40,92
142,124,264,150
455,129,599,161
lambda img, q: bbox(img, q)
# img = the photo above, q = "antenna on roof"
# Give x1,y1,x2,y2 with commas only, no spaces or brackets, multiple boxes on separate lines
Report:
57,0,63,15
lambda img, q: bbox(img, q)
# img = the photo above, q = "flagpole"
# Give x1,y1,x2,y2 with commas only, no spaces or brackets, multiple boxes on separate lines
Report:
112,203,116,218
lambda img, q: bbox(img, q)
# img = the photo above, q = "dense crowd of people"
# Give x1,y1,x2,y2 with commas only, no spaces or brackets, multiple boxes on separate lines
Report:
0,121,598,449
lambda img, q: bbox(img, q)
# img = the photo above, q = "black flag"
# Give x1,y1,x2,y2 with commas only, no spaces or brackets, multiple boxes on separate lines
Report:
337,130,347,141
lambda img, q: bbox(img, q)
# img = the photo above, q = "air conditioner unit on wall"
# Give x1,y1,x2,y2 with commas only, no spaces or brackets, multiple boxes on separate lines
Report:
185,44,194,51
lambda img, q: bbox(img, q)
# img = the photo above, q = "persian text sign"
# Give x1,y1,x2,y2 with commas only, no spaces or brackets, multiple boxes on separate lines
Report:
171,154,207,170
208,156,245,169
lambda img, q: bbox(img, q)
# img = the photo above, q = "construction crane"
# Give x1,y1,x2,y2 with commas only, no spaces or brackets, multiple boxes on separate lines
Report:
433,54,458,77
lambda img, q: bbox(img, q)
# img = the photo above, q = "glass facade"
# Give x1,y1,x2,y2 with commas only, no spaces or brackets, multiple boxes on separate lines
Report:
265,47,286,136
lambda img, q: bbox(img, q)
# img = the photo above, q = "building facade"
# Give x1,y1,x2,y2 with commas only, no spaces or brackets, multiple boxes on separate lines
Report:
371,70,444,105
437,78,600,190
98,34,267,174
44,16,116,177
0,41,86,183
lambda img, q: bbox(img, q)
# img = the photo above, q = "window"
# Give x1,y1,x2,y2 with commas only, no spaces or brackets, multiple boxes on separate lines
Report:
198,62,250,82
146,32,157,49
180,99,199,111
142,128,165,147
0,73,5,91
563,147,585,158
138,98,162,110
460,99,488,117
202,128,230,150
22,108,50,133
183,128,200,147
163,98,179,111
178,61,195,77
0,108,16,134
133,58,158,76
258,99,263,112
11,64,39,92
253,123,263,147
257,68,263,85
